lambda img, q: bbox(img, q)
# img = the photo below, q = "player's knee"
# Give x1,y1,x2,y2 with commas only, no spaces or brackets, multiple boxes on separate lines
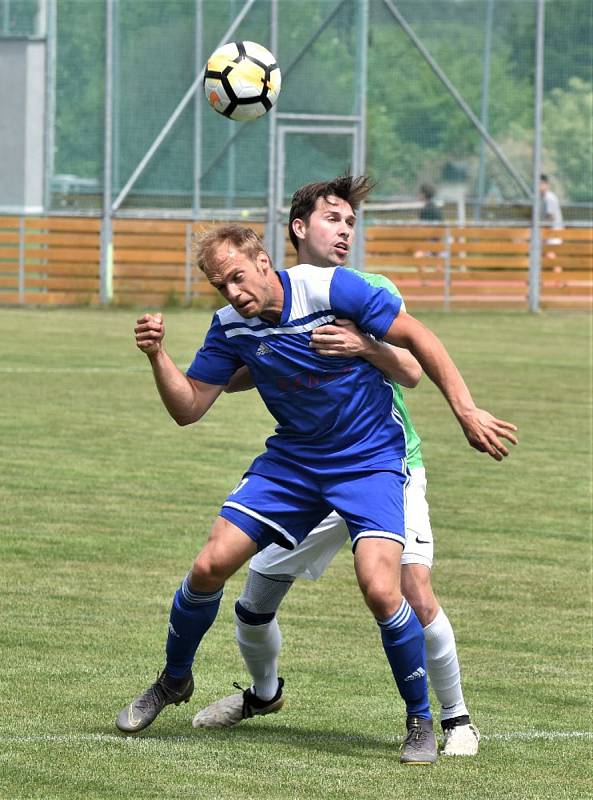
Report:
403,575,439,626
361,580,402,620
190,552,229,590
407,597,439,627
234,600,275,626
401,572,439,626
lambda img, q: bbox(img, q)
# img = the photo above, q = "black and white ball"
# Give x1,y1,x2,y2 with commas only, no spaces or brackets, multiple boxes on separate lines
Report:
204,41,281,122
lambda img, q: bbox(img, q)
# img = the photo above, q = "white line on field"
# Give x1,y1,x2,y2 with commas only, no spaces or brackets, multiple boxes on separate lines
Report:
1,731,592,746
0,366,147,374
487,731,593,741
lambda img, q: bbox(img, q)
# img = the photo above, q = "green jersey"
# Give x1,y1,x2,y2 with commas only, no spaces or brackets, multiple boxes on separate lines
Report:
351,269,423,470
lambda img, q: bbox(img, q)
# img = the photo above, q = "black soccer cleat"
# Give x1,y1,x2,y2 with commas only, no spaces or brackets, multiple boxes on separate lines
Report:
115,669,194,733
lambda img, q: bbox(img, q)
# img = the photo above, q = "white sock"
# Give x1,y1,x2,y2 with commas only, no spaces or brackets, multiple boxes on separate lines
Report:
236,615,282,702
423,608,469,722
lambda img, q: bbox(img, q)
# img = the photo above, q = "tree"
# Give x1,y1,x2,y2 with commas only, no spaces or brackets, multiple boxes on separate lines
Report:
543,78,593,203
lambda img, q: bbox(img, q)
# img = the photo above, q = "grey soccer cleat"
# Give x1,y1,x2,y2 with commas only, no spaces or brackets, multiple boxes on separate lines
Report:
441,716,480,756
400,715,438,764
116,669,194,733
192,678,285,729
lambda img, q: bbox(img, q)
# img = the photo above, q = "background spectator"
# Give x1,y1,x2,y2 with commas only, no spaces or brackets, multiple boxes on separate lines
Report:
419,184,443,222
540,174,563,229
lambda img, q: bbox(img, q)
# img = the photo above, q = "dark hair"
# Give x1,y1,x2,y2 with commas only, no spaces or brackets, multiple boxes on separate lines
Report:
192,224,269,274
540,173,548,182
288,174,374,252
420,183,435,200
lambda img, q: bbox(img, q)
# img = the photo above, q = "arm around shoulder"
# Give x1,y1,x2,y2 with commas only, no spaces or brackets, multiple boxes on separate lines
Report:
363,338,422,388
383,311,518,460
224,365,255,393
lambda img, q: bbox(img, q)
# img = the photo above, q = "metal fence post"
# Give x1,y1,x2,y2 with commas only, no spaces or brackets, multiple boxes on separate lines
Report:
353,0,368,272
476,0,494,221
265,0,279,261
100,0,115,304
528,0,545,313
193,0,203,218
43,0,57,212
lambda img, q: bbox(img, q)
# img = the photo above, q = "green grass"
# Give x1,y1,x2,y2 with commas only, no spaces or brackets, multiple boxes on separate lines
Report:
0,308,591,800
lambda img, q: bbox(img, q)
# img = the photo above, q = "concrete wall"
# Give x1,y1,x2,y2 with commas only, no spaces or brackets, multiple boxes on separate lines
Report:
0,38,46,212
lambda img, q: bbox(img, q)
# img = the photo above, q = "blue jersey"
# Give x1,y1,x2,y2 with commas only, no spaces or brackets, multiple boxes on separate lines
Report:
187,265,406,474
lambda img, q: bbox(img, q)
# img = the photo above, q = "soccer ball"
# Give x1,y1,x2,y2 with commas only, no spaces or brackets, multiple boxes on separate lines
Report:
204,41,281,122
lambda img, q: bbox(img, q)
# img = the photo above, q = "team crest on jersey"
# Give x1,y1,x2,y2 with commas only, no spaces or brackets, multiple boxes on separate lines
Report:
256,341,273,357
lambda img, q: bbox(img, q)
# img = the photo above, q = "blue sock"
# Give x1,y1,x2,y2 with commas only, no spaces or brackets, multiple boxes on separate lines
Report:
377,599,431,719
165,575,223,678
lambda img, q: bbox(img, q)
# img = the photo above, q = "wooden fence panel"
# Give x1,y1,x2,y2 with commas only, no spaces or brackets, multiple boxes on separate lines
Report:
0,217,590,309
449,227,529,308
540,227,593,309
363,225,590,310
112,219,187,306
0,217,21,301
364,225,448,308
1,217,101,304
17,217,101,305
112,219,266,306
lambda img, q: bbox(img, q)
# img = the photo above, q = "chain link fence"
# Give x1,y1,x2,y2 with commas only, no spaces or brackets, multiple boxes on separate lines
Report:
1,0,591,221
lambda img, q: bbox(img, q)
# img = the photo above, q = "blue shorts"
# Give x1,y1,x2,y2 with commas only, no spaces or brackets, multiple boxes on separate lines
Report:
220,460,409,552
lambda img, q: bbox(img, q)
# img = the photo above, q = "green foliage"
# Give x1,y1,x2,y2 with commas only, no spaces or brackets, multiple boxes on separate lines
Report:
54,0,105,179
543,78,593,203
51,0,592,205
366,18,533,194
505,0,593,91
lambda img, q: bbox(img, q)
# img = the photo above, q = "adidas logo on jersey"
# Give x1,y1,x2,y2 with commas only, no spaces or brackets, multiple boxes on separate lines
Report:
256,341,273,357
404,666,426,682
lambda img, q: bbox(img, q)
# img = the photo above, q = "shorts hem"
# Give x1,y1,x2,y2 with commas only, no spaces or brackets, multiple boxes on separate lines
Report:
351,530,406,551
221,502,297,550
401,554,433,569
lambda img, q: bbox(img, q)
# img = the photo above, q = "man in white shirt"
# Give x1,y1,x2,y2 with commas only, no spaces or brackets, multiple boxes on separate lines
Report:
540,174,563,227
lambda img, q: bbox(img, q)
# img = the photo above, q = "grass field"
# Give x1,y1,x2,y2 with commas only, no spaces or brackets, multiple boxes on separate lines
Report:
0,307,591,800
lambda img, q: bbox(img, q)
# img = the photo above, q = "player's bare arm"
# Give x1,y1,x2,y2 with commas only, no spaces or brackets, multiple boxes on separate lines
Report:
383,311,518,460
135,312,225,425
310,319,422,388
224,365,255,393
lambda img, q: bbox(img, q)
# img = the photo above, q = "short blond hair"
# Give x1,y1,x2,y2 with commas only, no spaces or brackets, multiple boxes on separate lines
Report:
192,225,269,273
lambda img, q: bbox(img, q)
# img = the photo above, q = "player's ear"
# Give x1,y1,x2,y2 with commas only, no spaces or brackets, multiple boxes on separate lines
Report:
256,250,271,273
291,217,307,242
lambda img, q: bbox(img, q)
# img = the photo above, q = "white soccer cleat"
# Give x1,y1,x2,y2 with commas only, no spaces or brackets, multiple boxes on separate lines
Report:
192,679,285,729
441,722,480,756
